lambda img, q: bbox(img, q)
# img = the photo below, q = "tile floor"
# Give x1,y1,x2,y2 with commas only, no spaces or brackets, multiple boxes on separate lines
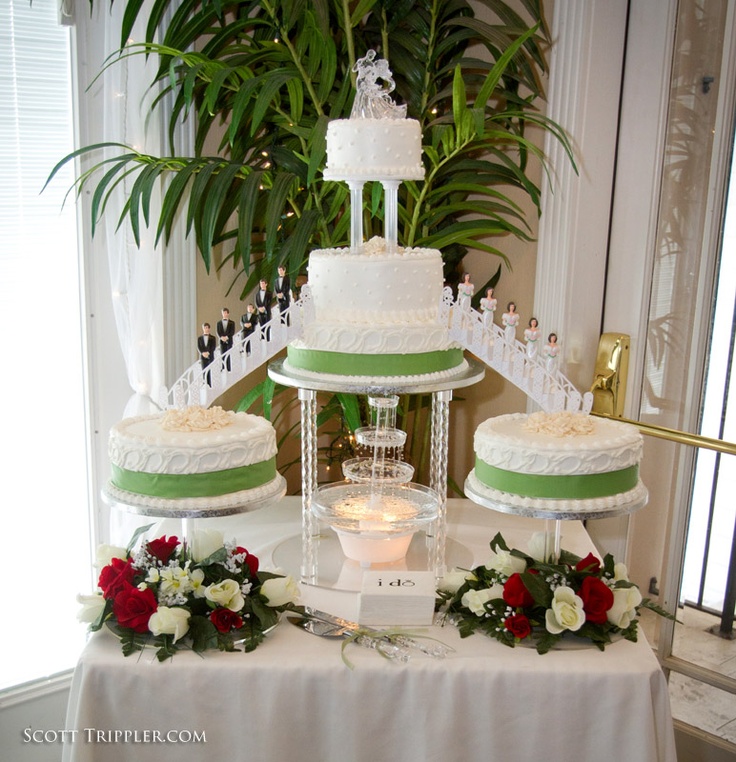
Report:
644,606,736,748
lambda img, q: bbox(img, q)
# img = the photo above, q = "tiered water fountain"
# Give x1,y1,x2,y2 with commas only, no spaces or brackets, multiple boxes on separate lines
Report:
311,395,439,566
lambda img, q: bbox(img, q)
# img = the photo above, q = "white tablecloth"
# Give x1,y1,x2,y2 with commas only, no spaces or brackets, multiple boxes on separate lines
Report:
62,498,676,762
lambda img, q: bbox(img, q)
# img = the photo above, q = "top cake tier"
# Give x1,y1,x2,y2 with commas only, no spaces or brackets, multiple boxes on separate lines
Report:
323,118,425,182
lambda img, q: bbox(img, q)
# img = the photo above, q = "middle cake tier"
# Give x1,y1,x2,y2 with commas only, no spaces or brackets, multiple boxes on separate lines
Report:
286,236,465,381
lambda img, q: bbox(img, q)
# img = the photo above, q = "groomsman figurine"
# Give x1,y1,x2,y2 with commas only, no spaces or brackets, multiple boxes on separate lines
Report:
274,265,291,325
255,279,273,340
240,304,258,355
197,323,216,386
217,307,235,371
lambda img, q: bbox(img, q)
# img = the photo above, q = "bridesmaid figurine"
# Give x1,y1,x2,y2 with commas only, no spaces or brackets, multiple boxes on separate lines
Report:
543,332,560,373
480,287,497,328
457,273,474,311
524,317,541,359
502,301,519,343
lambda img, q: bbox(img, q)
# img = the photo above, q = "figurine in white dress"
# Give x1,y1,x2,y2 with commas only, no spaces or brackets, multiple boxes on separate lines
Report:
480,287,497,329
543,332,560,373
457,273,474,311
502,301,519,343
524,317,541,359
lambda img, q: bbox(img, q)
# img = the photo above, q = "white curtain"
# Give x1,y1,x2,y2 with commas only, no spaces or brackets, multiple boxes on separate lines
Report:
100,0,166,417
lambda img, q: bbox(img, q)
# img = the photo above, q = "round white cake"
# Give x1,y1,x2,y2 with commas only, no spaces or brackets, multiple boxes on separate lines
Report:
468,411,647,515
323,118,424,181
105,406,283,513
286,237,465,379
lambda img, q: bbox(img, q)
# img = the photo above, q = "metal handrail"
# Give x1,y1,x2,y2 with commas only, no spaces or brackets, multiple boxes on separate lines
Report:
592,411,736,456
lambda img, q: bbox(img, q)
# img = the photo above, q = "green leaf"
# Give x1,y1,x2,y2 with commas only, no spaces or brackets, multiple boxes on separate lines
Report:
336,393,362,432
264,172,297,258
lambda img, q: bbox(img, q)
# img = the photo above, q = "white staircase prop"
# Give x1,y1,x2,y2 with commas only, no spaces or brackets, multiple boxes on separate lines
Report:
160,285,592,414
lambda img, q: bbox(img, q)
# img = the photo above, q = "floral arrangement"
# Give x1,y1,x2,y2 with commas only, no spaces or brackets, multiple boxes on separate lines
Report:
436,532,673,654
77,525,301,661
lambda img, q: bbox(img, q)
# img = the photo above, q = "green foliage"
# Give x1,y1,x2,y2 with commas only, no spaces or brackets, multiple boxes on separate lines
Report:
49,0,572,293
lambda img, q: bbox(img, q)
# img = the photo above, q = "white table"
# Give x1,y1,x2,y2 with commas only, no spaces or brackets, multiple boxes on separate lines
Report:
62,499,676,762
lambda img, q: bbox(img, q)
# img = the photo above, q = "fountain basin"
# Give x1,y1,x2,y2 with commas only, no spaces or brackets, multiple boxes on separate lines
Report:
311,481,439,565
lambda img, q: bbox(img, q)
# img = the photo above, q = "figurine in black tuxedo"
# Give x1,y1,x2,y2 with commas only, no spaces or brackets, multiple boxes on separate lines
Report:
274,265,291,325
255,279,273,340
240,304,258,355
216,307,235,371
197,323,217,386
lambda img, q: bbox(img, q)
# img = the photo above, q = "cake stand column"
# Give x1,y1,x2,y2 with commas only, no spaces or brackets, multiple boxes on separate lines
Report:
429,389,452,579
299,387,319,583
381,180,400,253
348,181,365,251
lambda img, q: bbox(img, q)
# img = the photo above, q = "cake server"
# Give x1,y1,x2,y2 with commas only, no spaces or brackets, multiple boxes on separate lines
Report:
303,607,451,658
286,616,410,662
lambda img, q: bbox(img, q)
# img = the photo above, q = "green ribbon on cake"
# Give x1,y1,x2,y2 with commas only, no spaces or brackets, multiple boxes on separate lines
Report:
474,458,639,500
111,457,277,499
287,347,463,376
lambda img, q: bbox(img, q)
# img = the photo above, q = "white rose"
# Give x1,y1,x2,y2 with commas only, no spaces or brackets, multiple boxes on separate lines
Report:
607,585,642,629
148,606,191,643
485,548,527,578
613,562,630,582
260,575,300,607
528,532,557,563
438,569,476,594
545,586,586,634
95,544,128,569
461,585,504,616
205,579,244,611
76,593,106,624
190,529,224,562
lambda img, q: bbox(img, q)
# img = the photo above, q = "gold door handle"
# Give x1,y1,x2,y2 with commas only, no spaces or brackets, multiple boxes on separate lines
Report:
590,333,630,418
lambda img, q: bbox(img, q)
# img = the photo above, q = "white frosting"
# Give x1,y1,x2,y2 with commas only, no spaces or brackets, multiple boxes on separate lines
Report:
474,413,642,477
306,237,443,324
296,326,457,355
323,118,424,180
109,409,277,475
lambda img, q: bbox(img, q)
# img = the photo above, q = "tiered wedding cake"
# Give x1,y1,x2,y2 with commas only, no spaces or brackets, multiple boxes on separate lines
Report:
285,50,465,382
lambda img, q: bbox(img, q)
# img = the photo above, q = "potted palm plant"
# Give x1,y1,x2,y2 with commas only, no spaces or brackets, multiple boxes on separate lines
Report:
53,0,571,489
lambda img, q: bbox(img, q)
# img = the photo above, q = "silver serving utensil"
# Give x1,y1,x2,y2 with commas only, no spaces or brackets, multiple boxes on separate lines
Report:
304,607,452,659
287,616,410,662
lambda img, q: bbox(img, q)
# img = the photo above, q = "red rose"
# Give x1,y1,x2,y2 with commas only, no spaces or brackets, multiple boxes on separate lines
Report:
578,576,614,624
210,608,244,633
576,552,602,573
146,536,179,564
112,585,158,633
503,573,535,608
236,546,259,576
98,557,135,600
505,613,531,639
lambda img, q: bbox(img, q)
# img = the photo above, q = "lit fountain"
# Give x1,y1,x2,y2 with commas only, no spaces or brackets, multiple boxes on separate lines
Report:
311,396,439,566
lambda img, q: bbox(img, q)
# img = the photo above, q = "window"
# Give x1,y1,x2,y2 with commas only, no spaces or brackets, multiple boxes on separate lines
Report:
0,0,90,689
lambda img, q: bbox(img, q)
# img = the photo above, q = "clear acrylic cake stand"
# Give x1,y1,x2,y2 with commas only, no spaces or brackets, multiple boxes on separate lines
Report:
463,474,649,561
268,357,485,585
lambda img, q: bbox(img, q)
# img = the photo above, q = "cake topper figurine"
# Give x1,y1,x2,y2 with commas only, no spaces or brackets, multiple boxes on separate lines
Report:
351,50,407,120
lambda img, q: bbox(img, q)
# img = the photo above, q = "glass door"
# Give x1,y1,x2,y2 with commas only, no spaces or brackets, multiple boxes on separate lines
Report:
606,0,736,751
